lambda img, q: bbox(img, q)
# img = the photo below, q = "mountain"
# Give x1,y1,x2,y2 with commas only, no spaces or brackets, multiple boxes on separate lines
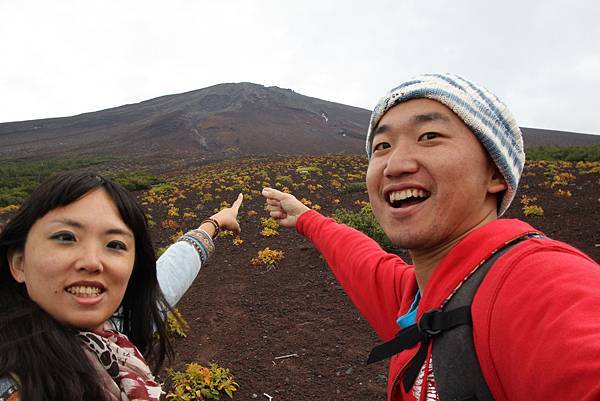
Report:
0,83,598,161
0,83,369,160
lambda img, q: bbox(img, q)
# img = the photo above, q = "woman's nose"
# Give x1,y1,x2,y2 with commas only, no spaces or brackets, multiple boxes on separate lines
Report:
75,246,104,273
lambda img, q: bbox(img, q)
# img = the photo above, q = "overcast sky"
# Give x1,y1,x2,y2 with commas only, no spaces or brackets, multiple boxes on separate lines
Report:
1,0,599,134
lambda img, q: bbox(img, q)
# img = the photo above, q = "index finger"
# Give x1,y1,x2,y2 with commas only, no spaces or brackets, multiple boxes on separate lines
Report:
262,187,287,201
231,193,243,212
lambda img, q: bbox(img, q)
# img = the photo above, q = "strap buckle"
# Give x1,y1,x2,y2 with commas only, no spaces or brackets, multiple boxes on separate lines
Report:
418,308,443,336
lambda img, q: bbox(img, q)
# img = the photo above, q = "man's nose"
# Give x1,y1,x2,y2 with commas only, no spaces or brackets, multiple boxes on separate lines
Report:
383,145,419,177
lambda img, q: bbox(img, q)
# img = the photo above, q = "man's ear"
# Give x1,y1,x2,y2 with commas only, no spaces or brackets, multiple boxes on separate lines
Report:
488,166,508,195
8,248,26,283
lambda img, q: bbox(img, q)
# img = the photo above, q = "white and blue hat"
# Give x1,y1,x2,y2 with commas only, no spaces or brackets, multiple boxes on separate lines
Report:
365,73,524,216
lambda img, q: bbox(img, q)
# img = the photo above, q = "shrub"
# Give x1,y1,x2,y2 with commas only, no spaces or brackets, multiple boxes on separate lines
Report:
345,181,367,193
107,171,164,190
149,182,177,195
523,205,544,217
0,156,113,206
260,227,279,237
526,144,600,161
296,166,322,175
0,204,20,214
332,204,404,255
261,217,279,230
166,362,239,400
275,175,294,187
166,308,189,338
251,247,284,267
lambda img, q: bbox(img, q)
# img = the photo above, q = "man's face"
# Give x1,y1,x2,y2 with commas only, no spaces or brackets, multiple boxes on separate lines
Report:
366,99,506,253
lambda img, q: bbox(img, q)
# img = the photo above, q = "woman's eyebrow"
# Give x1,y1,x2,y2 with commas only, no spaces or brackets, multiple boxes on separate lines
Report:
106,228,133,238
49,218,132,237
49,218,82,228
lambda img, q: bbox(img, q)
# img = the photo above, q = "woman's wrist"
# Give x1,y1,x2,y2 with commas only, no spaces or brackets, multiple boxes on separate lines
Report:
199,218,220,239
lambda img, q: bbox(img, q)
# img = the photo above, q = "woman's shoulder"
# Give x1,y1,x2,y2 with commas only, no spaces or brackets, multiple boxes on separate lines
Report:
0,375,19,401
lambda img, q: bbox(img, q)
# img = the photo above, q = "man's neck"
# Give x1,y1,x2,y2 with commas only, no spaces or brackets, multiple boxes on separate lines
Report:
411,213,498,293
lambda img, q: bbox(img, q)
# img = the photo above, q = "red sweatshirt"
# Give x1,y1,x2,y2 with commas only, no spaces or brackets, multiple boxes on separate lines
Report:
297,211,600,401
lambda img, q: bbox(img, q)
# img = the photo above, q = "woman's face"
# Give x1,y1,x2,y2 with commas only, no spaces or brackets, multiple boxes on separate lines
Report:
8,188,135,331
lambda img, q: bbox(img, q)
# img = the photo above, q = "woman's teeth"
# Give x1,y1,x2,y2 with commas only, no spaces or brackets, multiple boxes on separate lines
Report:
66,286,102,296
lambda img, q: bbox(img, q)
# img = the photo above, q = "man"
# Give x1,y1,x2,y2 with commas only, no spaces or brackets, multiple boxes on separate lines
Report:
262,73,600,400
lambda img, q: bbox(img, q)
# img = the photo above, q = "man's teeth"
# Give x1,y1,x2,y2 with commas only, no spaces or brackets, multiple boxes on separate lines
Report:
66,286,102,296
389,189,428,203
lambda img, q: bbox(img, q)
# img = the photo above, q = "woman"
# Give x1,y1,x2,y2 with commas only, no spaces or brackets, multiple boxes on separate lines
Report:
0,172,242,401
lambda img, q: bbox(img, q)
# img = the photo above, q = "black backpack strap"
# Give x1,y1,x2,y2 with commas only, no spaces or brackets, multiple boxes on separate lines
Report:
432,233,543,401
367,233,542,399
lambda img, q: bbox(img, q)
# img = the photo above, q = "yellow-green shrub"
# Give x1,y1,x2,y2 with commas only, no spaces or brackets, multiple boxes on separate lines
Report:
167,309,189,338
251,247,284,267
166,362,239,400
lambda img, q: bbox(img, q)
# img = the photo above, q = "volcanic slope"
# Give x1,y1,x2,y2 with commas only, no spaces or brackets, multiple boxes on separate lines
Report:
1,83,599,162
0,83,369,160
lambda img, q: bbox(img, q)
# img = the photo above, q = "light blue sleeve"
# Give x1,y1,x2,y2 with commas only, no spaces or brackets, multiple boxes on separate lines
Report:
156,241,204,307
0,375,18,399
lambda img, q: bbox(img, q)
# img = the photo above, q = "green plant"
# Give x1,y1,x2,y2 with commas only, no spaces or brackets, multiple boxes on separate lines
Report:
523,205,544,217
0,156,113,207
261,217,279,230
526,144,600,162
251,247,284,267
345,181,367,193
149,182,177,194
332,204,404,255
166,308,189,338
296,166,322,175
166,362,239,400
260,227,279,237
275,175,294,187
107,171,164,190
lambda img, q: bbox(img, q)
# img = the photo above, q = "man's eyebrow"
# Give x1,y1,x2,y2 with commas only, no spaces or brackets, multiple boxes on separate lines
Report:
372,112,451,138
411,112,451,123
372,124,391,137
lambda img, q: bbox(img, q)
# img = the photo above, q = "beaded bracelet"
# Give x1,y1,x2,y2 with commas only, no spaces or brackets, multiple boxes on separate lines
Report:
177,229,215,264
201,218,220,239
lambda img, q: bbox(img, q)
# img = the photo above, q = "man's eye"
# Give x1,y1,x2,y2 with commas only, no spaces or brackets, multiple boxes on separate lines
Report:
107,240,128,251
373,142,391,152
419,132,439,141
51,232,76,242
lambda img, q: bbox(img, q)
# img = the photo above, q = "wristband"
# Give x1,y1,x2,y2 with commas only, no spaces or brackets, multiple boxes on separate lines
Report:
201,218,220,239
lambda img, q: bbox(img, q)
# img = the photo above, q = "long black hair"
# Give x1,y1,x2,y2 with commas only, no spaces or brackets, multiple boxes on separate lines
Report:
0,172,173,401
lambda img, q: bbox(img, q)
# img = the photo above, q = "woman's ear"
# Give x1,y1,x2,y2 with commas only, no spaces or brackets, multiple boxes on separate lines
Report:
8,248,26,283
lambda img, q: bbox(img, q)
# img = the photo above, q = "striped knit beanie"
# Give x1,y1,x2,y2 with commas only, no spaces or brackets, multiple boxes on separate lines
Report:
365,73,524,216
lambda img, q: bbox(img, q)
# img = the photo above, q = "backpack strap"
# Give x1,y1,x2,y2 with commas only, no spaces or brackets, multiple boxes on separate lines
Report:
367,233,542,399
430,238,524,401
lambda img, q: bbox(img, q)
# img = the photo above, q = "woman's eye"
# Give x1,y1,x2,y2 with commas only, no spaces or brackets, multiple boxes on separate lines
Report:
419,132,439,141
51,232,76,242
373,142,391,152
107,240,128,251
